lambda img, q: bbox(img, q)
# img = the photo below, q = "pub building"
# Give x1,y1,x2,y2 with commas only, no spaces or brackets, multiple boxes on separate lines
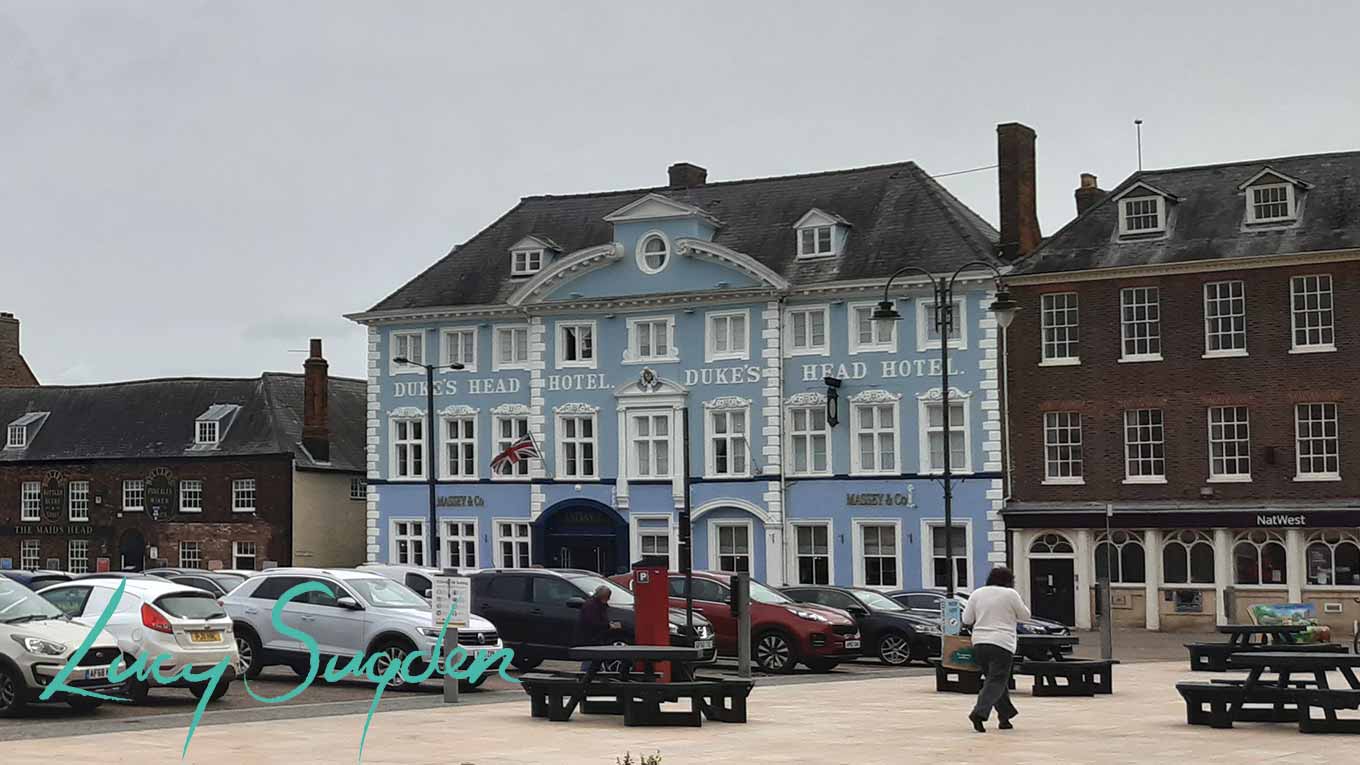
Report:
1004,151,1360,631
348,123,1047,590
0,336,367,572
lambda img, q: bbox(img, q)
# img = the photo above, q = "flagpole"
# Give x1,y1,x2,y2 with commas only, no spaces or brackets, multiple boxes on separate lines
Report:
525,431,552,479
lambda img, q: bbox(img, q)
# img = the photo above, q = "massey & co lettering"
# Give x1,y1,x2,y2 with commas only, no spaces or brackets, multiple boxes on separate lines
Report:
847,489,915,507
435,496,486,508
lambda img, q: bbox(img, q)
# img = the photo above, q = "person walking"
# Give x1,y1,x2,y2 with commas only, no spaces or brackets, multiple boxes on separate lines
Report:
962,566,1031,732
574,585,620,672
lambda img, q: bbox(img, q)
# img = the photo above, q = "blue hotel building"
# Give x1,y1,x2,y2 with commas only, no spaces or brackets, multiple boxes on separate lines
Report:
348,130,1034,590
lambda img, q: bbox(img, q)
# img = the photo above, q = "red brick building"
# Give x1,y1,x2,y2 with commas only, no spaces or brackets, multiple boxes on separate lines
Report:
0,339,368,573
1004,152,1360,632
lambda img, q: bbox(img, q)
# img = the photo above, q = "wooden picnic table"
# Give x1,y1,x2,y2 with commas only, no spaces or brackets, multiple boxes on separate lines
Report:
568,645,705,683
1216,624,1306,649
1227,652,1360,729
1016,634,1080,661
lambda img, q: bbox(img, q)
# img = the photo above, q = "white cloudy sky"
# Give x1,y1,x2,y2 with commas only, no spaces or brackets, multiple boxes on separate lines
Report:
3,1,1357,383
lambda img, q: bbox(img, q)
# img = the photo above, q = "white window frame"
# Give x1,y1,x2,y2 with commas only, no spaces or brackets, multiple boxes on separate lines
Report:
178,541,202,569
20,481,41,522
491,324,530,371
797,224,835,258
786,403,832,477
1246,182,1296,224
918,395,972,475
853,518,902,589
556,320,597,370
349,477,366,501
556,411,599,480
624,315,677,364
494,520,532,568
68,480,90,522
195,420,219,445
1042,411,1084,485
231,478,256,513
921,518,972,591
179,480,203,513
784,305,830,357
1039,292,1080,365
440,327,478,373
123,479,145,512
20,539,40,571
1207,406,1252,482
389,330,425,375
1123,408,1167,484
443,519,479,570
510,248,544,277
232,541,258,570
5,425,25,449
1290,274,1336,354
390,416,426,481
636,231,671,275
709,519,754,575
491,414,531,480
68,539,89,575
790,520,834,585
628,410,674,479
1161,530,1216,586
1203,280,1248,357
847,301,897,355
915,298,968,352
440,414,478,481
389,518,427,566
1119,286,1163,362
850,399,901,476
1118,195,1166,236
1295,402,1340,481
630,513,677,571
704,405,751,479
705,309,750,363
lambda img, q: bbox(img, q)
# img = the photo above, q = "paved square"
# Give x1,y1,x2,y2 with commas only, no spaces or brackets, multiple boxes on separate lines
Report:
0,662,1345,763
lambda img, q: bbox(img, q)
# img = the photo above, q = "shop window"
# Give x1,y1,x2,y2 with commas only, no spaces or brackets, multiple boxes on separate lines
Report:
1162,530,1215,585
1094,530,1145,584
1232,530,1287,585
1029,533,1074,554
1305,530,1360,586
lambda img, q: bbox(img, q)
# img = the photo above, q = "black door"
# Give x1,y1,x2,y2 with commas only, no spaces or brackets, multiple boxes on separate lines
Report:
547,538,612,574
1030,559,1076,626
119,529,146,571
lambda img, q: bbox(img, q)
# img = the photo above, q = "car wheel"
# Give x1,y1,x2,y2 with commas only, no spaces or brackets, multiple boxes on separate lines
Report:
236,629,264,679
0,665,27,718
189,680,231,702
801,658,839,673
67,697,102,713
877,632,913,666
510,654,542,671
754,631,795,674
371,639,418,690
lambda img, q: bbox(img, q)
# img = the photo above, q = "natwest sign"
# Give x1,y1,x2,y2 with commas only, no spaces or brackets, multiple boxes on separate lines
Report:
1256,514,1308,527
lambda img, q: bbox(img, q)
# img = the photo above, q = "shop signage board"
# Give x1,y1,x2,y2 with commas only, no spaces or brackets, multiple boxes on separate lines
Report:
41,471,64,522
431,575,471,629
146,468,175,520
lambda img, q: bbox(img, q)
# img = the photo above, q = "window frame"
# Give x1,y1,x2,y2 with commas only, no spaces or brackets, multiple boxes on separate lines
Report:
68,480,90,522
850,399,901,476
705,405,751,479
1122,408,1167,484
1294,402,1341,481
1117,195,1166,236
1304,530,1360,587
555,320,597,370
797,224,835,258
439,326,478,373
1202,280,1248,358
179,479,203,513
709,519,754,575
510,248,544,277
1039,291,1080,365
440,414,479,481
624,315,677,364
847,301,897,355
628,410,674,479
919,396,971,475
705,309,750,363
556,411,599,480
231,541,258,570
389,518,427,566
1207,406,1252,482
491,414,531,481
390,416,426,481
854,518,902,589
231,478,257,513
1042,411,1084,485
1161,530,1216,586
20,539,40,571
179,540,203,569
1093,530,1146,585
20,481,41,522
491,323,530,371
443,519,479,570
785,305,831,357
922,519,971,591
495,520,533,568
195,420,219,445
1289,274,1336,354
786,403,832,477
389,330,426,375
630,513,676,571
123,479,145,512
6,425,25,449
67,539,90,575
1231,530,1288,587
915,297,968,353
349,477,366,501
1245,182,1296,224
790,520,834,585
1119,286,1163,362
636,232,671,275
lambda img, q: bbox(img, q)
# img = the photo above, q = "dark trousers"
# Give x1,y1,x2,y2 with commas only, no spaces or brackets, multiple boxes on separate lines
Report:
971,642,1018,721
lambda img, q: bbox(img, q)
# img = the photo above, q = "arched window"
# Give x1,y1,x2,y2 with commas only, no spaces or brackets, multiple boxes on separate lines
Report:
1094,530,1146,584
1163,530,1215,584
1029,532,1074,554
1232,530,1287,585
1306,530,1360,587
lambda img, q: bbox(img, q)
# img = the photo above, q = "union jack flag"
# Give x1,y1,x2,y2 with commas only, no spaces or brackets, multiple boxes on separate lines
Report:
490,434,541,474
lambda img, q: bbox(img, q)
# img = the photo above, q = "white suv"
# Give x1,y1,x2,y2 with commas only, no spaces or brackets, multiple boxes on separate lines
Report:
223,568,503,690
39,577,240,703
1,578,122,716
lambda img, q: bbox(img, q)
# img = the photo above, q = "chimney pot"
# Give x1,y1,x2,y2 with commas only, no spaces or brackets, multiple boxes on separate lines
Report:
1074,172,1106,216
302,337,330,462
996,123,1042,261
668,162,708,188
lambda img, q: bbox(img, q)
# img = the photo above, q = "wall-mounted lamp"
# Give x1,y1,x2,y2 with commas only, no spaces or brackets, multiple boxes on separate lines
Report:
824,375,841,427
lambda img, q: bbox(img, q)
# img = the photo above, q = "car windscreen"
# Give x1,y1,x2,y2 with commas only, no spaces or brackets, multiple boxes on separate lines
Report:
0,582,66,622
155,593,227,620
855,590,906,612
212,574,246,591
749,581,792,604
347,578,429,609
563,574,634,606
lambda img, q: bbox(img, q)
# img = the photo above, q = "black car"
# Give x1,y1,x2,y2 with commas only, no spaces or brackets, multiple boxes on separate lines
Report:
0,570,72,590
470,568,716,670
168,572,248,598
782,585,942,666
887,589,1072,658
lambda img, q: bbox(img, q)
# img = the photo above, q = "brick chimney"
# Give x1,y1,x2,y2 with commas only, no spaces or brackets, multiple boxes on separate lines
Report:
302,338,330,463
996,123,1041,261
0,312,38,387
668,162,707,188
1075,173,1105,216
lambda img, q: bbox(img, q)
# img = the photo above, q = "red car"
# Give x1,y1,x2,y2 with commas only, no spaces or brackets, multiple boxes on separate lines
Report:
612,570,861,673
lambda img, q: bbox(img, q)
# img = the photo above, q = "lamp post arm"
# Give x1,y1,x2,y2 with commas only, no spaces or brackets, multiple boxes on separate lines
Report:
945,260,1007,292
879,265,938,304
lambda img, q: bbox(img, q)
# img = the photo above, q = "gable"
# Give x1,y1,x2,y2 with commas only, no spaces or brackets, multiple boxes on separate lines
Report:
603,193,721,226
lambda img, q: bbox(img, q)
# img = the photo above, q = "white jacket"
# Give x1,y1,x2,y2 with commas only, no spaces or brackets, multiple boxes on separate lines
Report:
962,586,1032,653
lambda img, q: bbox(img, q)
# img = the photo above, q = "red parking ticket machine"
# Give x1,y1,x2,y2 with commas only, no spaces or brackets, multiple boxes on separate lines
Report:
632,556,671,680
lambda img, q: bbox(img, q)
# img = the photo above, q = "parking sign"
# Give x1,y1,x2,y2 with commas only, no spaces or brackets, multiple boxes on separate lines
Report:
431,575,471,629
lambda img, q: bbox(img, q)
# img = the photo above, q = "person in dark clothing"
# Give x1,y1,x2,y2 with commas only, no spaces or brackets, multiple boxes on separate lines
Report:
575,586,619,671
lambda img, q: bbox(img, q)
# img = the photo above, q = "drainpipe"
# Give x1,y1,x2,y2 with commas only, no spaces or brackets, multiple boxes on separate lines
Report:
776,293,790,587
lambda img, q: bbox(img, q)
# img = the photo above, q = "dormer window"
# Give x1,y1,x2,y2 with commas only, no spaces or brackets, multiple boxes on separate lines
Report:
196,420,219,445
192,404,240,449
637,233,670,274
793,209,848,259
1119,196,1165,235
4,412,47,450
511,248,544,276
6,425,25,448
1247,183,1295,224
800,226,833,257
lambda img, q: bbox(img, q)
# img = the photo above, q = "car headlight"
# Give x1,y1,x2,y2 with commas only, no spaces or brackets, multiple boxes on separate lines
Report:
915,624,942,636
13,635,67,657
418,627,443,638
791,608,829,623
669,622,681,635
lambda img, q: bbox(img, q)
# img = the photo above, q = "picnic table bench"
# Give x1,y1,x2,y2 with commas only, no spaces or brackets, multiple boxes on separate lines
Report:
1185,625,1343,672
930,635,1115,696
1177,651,1360,733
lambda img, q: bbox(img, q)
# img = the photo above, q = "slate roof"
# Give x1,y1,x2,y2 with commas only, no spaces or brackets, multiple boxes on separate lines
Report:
0,374,366,472
368,162,1001,312
1015,151,1360,276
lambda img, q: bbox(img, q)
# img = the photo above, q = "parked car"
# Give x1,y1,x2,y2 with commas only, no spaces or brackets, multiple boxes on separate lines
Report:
223,567,503,689
38,577,240,703
611,570,860,674
473,568,717,671
356,563,446,599
212,569,263,580
1,570,74,591
782,585,941,666
150,571,248,599
0,577,123,716
887,589,1071,659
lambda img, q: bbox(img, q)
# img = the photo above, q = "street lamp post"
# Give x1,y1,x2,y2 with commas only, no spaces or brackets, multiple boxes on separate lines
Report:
394,356,464,569
871,263,1019,598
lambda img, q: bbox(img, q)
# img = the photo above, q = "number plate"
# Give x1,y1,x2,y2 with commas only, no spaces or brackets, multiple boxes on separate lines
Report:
695,639,714,650
189,630,222,643
844,639,862,649
84,667,109,680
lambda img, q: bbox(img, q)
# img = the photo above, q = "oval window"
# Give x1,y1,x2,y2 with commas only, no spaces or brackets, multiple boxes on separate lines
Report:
638,234,669,274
